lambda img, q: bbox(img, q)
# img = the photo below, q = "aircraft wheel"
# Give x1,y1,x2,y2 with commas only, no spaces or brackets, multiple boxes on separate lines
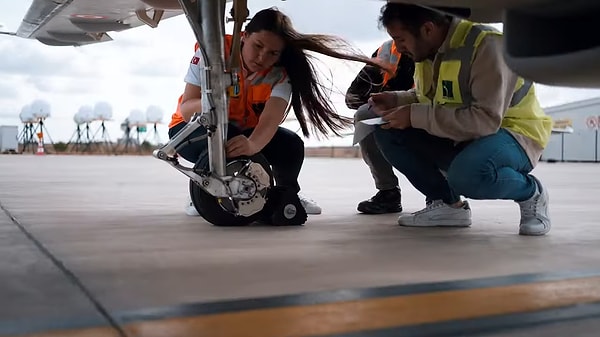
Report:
189,151,274,226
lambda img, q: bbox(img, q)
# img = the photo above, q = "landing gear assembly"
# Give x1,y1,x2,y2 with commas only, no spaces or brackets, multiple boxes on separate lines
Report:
153,0,307,226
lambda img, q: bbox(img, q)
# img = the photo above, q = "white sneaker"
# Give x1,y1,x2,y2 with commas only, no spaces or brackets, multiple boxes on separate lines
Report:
185,196,200,216
517,176,551,236
398,200,472,227
298,192,322,215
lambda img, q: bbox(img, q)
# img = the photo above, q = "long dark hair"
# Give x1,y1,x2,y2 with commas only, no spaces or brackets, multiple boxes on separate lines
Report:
245,7,393,138
378,3,452,37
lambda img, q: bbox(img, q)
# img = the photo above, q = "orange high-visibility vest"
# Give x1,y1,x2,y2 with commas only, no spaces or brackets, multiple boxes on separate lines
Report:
168,35,288,130
376,40,402,86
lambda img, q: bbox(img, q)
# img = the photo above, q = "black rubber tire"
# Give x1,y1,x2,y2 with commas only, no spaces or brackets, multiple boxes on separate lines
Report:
189,152,274,226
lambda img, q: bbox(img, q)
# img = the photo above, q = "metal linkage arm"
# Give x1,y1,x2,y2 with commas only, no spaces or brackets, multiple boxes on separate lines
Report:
154,0,244,203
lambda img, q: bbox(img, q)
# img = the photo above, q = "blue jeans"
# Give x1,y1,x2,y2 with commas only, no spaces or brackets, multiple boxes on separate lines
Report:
373,127,537,204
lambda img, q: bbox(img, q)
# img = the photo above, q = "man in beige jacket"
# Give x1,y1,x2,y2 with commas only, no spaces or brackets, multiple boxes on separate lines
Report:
370,3,554,235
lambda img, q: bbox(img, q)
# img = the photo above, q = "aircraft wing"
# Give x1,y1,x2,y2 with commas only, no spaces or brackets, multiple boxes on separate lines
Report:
14,0,189,46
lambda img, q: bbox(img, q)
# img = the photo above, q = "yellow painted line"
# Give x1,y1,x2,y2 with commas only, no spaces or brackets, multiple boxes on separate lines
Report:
121,276,600,337
15,276,600,337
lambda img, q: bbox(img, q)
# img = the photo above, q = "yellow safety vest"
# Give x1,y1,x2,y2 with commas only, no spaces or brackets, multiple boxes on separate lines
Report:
413,20,553,148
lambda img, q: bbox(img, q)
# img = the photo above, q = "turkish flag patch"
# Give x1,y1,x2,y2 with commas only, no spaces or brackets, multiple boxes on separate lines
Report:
191,56,200,65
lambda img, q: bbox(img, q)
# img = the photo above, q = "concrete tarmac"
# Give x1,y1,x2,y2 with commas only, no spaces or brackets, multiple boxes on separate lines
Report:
1,154,599,336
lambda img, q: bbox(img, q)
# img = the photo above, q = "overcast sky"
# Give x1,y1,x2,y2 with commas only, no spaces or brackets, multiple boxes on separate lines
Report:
2,0,600,147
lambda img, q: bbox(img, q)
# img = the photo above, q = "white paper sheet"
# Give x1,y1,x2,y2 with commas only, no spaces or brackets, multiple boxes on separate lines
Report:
359,117,389,125
352,117,390,145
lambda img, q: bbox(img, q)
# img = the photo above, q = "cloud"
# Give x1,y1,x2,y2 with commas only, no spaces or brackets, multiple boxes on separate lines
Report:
0,39,91,77
0,78,19,98
0,111,16,119
0,0,386,145
252,0,389,43
2,0,600,148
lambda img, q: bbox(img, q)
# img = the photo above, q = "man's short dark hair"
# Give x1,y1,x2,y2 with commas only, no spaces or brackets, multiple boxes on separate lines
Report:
378,3,451,36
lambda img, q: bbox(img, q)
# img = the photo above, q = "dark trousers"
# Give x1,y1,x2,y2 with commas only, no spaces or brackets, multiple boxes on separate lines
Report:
169,122,304,193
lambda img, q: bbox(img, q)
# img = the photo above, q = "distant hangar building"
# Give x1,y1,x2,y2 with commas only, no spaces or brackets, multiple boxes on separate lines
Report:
542,97,600,163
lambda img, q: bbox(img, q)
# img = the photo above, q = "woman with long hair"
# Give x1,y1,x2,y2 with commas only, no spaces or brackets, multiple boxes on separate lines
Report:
169,7,392,218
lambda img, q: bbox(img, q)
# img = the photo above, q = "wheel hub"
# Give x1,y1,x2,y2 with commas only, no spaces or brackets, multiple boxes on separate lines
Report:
218,159,271,217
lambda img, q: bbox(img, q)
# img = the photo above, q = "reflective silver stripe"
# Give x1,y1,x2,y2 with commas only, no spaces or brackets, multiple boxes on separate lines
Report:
443,24,498,106
510,79,532,107
251,67,286,86
244,68,286,126
378,40,400,66
378,40,393,60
